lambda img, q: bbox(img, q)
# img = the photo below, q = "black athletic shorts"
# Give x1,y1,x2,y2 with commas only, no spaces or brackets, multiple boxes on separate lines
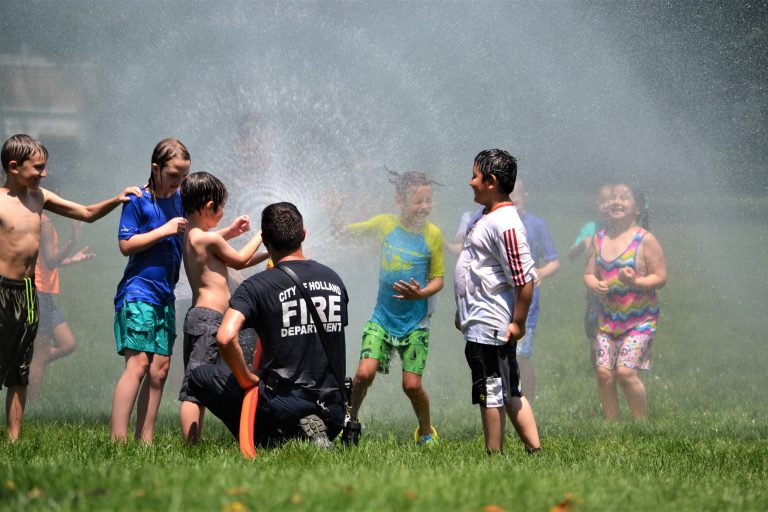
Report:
464,341,522,407
0,275,39,388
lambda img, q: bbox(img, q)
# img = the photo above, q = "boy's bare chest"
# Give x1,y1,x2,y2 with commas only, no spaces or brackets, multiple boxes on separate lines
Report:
0,192,43,238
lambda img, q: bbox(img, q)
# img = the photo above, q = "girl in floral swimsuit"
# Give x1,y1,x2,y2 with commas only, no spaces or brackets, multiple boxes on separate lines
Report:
583,183,667,420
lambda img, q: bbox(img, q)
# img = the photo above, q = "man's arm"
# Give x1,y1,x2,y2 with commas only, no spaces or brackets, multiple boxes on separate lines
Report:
43,187,142,223
216,308,260,390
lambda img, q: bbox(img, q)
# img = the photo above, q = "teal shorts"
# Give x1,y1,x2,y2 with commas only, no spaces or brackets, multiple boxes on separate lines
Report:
359,321,430,376
114,300,176,356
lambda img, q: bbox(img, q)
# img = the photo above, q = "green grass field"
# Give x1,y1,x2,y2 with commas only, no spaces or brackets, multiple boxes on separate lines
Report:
2,193,767,511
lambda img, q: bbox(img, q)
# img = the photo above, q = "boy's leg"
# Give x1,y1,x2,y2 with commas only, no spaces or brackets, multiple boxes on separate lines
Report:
504,396,540,450
399,330,432,437
5,385,27,442
48,322,77,362
351,358,379,419
480,405,505,453
616,367,646,418
402,371,431,436
351,321,391,420
179,400,205,445
111,349,151,440
135,353,171,443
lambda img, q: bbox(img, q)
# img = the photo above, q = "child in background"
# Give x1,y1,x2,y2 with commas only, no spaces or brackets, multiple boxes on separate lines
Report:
569,183,613,354
28,214,95,399
509,179,559,403
179,172,267,445
454,149,540,454
339,171,444,446
110,138,192,443
584,183,667,420
0,133,139,441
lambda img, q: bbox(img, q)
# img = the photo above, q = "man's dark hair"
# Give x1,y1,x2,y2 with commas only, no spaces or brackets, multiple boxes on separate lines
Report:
181,172,228,215
262,202,304,252
474,149,517,195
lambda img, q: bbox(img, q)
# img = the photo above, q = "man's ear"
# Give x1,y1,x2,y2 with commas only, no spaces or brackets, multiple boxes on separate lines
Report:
301,227,307,242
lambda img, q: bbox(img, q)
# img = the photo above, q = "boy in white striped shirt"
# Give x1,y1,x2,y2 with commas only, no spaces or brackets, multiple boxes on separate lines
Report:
454,149,541,454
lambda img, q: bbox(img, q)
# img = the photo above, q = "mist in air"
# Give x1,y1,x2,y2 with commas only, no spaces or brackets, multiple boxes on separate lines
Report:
2,1,766,425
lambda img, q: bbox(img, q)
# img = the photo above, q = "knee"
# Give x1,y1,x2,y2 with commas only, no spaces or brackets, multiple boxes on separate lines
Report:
616,367,639,385
402,377,424,398
354,369,376,388
595,367,615,386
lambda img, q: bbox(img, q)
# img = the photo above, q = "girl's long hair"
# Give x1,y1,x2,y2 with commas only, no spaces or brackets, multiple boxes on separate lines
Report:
147,138,190,200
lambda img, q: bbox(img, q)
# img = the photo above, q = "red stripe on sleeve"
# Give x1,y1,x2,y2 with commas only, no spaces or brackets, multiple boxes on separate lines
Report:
504,229,524,286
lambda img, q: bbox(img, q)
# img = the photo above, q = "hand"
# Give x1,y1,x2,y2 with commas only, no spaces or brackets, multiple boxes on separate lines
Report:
591,280,610,296
505,322,524,343
618,267,636,285
393,278,423,300
165,217,188,236
68,246,95,263
533,271,542,287
230,215,251,236
117,186,143,202
240,371,260,391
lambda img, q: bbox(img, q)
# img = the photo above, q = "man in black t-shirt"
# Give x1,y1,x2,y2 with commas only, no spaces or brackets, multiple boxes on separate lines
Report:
189,202,348,447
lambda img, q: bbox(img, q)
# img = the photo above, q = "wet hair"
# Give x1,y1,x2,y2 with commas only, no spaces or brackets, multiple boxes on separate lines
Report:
615,182,650,230
2,134,48,172
181,172,228,215
387,169,436,200
261,202,304,252
474,149,517,195
148,138,190,195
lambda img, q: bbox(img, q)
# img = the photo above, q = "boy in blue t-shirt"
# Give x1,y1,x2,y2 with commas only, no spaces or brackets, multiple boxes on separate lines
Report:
337,171,444,446
509,180,559,403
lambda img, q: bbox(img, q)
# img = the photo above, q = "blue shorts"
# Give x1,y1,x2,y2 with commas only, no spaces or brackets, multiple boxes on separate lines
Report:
37,292,66,335
515,325,536,359
114,300,176,356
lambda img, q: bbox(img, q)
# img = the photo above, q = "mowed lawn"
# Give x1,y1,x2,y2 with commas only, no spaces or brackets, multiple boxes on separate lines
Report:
2,194,767,511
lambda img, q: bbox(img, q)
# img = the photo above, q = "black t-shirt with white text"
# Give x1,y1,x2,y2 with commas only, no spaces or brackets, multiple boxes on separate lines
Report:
229,259,348,397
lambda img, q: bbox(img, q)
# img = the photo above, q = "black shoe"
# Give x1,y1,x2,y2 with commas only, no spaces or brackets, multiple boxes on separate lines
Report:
341,420,361,446
298,415,334,449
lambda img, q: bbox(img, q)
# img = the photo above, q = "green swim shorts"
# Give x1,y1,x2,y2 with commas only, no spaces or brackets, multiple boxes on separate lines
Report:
114,300,176,356
359,321,430,375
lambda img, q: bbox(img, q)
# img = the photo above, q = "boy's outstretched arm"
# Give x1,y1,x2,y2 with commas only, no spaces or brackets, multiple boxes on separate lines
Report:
209,231,266,270
393,276,444,300
217,215,251,241
43,187,142,222
216,308,260,390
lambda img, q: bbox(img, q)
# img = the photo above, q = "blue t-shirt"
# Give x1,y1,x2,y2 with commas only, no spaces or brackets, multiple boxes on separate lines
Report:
114,189,183,309
521,212,557,327
348,214,444,338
